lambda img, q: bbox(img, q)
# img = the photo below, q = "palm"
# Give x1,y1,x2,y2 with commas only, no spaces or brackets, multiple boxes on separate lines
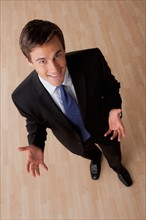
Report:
18,145,48,177
28,146,43,164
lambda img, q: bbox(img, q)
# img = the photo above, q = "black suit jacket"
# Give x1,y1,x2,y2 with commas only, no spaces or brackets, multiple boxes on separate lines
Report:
12,48,122,156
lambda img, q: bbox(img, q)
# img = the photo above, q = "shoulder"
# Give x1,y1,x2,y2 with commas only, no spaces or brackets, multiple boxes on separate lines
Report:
11,70,36,102
66,48,104,67
66,48,102,57
66,48,105,73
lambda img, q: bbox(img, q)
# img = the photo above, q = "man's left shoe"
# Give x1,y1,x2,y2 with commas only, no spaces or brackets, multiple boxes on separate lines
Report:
117,167,133,187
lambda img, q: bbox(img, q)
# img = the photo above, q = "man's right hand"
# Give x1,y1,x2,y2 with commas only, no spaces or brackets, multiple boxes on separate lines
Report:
18,145,48,177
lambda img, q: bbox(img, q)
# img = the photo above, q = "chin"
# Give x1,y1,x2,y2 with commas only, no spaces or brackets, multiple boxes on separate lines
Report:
49,79,64,87
54,81,64,87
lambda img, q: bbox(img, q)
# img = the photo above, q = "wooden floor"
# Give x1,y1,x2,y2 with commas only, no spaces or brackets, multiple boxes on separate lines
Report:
1,0,145,219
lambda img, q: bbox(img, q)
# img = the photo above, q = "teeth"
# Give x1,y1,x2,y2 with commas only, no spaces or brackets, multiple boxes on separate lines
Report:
47,73,60,77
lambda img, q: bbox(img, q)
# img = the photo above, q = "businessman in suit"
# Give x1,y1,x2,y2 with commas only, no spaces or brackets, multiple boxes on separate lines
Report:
12,19,133,187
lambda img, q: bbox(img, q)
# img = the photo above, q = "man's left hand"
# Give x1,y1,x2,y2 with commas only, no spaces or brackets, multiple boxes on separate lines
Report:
104,109,126,142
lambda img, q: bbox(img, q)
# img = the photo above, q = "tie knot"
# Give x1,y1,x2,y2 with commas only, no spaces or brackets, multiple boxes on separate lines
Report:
57,84,65,92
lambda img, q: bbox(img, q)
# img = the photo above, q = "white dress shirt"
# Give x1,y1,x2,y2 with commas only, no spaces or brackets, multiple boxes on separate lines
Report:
38,68,78,113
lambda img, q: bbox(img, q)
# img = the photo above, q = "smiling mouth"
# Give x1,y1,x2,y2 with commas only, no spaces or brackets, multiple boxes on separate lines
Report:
47,72,61,78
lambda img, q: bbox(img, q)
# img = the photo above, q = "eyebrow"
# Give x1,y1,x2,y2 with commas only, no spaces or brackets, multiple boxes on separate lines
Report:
35,50,62,62
36,57,45,62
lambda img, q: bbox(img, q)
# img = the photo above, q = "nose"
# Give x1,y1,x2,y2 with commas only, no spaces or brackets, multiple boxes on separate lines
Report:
48,61,60,74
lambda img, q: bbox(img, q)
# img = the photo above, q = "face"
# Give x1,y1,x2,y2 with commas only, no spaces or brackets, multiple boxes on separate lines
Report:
29,36,66,86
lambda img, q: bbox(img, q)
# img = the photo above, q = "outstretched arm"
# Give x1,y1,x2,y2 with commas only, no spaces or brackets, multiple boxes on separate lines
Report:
11,99,48,175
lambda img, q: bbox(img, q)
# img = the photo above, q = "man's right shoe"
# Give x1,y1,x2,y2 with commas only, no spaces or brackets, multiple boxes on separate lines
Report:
90,161,101,180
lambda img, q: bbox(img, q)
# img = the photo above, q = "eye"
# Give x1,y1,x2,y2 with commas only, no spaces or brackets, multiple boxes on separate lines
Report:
55,53,62,60
39,59,46,64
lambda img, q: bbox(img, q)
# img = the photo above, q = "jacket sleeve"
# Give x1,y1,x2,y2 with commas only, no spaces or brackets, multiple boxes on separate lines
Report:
99,50,122,113
12,97,47,151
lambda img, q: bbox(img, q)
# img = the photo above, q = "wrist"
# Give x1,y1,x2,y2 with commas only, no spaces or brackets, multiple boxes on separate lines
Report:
109,109,122,118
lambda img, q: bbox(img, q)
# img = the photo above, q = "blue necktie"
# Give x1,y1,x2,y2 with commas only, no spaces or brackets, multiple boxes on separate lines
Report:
58,85,90,142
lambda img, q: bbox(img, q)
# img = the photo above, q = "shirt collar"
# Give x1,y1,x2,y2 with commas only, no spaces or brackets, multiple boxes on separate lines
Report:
62,68,72,87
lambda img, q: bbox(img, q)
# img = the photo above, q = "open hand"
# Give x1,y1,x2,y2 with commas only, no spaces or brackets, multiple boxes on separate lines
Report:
104,109,126,142
18,145,48,177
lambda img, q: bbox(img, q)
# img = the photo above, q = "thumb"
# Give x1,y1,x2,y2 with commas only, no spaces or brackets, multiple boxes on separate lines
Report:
18,146,29,152
117,109,122,114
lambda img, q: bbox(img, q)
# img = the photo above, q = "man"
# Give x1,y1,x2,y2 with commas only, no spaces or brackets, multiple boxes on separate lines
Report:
12,19,133,187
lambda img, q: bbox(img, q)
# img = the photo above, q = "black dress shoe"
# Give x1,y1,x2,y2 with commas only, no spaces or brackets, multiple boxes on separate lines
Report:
117,167,133,187
90,161,101,180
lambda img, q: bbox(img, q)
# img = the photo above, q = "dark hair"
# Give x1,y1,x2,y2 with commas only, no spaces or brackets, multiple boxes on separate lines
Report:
19,19,65,61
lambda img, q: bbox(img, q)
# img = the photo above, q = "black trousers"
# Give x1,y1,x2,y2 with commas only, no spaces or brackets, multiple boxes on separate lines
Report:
83,137,122,173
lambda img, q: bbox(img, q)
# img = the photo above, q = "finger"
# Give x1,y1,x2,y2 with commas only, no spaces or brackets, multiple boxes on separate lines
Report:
110,130,118,140
31,165,36,177
121,127,126,137
117,127,125,141
104,129,112,137
41,163,48,171
35,166,40,176
26,162,31,173
118,120,126,137
117,130,122,142
18,146,28,152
